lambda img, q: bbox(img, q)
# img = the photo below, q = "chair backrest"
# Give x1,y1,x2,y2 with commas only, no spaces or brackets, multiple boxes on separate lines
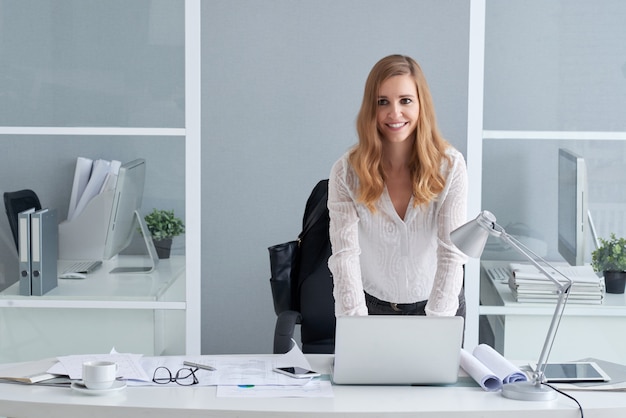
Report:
4,189,42,251
270,179,335,354
292,180,335,353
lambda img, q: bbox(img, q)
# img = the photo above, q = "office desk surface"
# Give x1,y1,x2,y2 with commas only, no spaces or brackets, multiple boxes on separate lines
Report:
1,355,625,418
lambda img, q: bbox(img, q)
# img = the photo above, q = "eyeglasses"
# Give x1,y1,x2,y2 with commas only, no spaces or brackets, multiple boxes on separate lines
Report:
152,366,199,386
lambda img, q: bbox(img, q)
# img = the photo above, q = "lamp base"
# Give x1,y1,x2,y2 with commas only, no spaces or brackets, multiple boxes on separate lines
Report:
501,381,557,401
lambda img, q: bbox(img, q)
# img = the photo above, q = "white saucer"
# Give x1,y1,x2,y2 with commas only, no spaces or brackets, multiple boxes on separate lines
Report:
71,380,127,395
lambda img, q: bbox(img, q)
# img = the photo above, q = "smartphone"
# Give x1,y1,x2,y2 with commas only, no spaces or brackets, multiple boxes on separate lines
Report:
273,366,321,379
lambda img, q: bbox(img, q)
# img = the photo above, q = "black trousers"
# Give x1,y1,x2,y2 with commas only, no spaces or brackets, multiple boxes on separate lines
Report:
364,289,466,318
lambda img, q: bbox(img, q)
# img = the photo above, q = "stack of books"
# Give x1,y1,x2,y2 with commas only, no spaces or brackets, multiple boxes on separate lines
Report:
508,263,605,304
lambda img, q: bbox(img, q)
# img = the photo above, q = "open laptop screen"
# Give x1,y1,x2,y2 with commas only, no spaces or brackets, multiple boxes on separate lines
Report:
332,315,464,385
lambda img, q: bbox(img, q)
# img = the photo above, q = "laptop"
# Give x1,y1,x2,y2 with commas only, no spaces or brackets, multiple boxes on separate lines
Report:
331,315,464,385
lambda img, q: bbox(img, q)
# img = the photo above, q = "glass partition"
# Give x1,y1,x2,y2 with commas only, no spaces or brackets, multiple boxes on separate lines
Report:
0,0,185,127
484,0,626,131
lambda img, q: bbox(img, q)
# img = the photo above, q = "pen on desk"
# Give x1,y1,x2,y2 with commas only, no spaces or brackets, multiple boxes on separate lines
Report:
183,361,216,371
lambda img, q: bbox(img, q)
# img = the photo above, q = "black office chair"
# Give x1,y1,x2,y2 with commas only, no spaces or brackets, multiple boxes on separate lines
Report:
4,189,42,251
272,180,336,354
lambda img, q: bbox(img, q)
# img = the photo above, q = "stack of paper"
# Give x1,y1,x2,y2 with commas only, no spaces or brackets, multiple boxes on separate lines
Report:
508,263,605,304
67,157,121,221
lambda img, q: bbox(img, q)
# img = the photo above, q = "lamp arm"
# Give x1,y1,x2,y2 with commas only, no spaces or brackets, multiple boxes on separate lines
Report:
534,286,570,383
496,230,572,385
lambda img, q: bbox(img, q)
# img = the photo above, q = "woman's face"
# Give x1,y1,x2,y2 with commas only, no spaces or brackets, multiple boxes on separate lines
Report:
376,74,420,144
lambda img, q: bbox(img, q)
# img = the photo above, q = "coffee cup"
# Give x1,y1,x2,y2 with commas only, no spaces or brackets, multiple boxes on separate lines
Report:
82,361,118,390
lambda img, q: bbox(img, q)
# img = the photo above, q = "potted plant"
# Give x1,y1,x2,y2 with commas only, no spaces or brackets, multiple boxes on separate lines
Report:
591,233,626,294
144,208,185,259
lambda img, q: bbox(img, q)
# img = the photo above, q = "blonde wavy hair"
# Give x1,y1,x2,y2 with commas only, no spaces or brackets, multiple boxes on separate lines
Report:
349,55,451,212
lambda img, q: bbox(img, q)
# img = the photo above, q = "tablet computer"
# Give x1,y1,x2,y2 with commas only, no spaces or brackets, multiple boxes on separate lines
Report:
530,362,610,383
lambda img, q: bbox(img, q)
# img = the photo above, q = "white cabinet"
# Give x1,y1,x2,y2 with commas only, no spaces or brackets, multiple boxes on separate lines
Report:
0,256,186,363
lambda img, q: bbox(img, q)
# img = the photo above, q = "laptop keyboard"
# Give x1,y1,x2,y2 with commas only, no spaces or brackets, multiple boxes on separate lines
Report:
62,260,102,274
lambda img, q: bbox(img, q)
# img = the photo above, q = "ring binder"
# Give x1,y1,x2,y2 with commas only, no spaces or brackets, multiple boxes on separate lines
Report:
31,208,58,296
18,208,35,296
17,207,58,296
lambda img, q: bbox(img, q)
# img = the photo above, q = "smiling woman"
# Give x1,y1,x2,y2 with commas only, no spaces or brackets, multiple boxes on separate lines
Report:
327,54,468,322
376,74,420,145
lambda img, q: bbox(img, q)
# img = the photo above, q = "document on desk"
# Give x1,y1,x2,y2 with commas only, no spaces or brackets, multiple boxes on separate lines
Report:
460,344,528,392
131,343,316,387
216,380,334,398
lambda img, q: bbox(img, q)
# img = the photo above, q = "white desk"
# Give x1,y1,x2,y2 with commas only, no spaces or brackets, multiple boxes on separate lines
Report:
0,256,186,363
480,260,626,364
0,354,625,417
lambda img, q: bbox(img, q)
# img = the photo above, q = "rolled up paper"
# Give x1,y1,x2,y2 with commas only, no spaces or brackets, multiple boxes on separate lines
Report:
473,344,528,384
460,349,503,391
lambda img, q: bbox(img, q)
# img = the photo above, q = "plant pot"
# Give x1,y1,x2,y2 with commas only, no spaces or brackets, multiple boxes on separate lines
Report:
604,271,626,294
153,238,173,259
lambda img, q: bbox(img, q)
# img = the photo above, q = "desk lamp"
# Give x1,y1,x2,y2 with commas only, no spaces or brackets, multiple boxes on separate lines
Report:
451,210,572,401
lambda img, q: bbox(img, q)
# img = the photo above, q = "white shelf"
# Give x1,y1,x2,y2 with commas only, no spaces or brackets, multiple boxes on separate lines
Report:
483,130,626,141
0,256,185,306
0,127,186,136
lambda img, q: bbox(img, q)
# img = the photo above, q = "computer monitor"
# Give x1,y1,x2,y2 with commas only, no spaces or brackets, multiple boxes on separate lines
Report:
557,149,588,266
103,158,159,273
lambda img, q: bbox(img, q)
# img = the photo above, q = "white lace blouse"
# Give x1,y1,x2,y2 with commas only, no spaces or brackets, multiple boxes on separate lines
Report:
328,147,468,316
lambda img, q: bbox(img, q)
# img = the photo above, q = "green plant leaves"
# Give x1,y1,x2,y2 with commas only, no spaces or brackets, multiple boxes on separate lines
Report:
144,209,185,241
591,233,626,272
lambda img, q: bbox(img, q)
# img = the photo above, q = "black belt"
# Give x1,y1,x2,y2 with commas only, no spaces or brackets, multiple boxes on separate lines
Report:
365,292,423,312
389,301,420,312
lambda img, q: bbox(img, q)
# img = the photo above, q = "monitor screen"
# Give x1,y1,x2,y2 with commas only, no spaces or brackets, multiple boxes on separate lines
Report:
103,158,146,260
557,149,588,266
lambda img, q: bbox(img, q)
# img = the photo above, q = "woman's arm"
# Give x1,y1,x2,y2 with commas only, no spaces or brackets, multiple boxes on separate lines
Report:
426,151,469,316
328,159,369,316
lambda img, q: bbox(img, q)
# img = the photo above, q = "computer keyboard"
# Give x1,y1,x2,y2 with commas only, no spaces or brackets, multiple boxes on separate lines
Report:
62,260,103,274
486,266,511,282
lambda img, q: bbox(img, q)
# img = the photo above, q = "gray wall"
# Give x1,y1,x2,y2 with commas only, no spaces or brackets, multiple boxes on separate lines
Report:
201,0,471,353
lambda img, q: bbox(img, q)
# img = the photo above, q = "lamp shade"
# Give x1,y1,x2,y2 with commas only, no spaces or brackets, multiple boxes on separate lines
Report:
450,210,497,258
